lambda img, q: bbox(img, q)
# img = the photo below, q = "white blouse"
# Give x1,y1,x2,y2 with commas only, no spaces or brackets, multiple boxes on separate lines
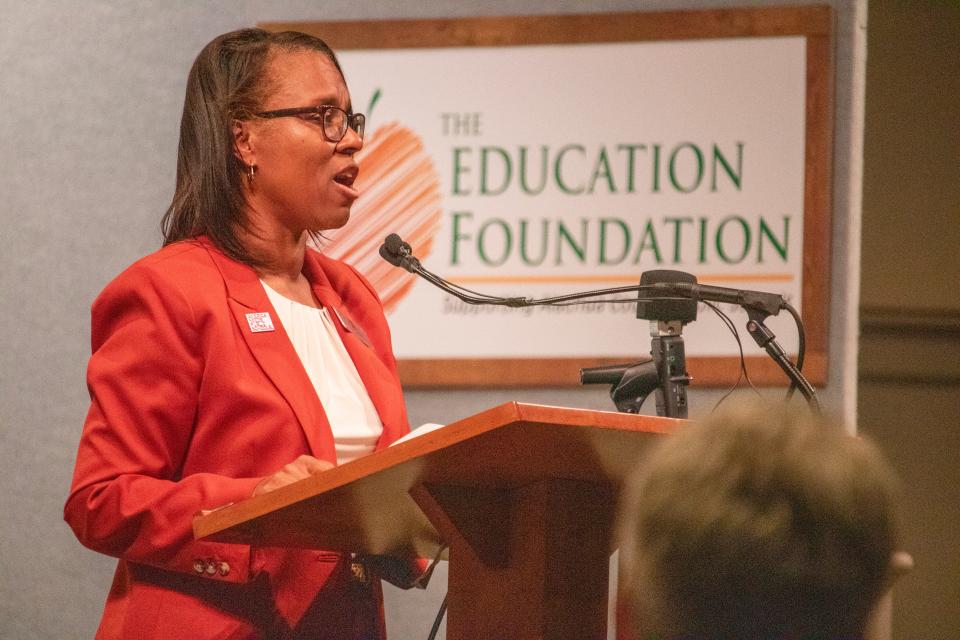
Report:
262,282,383,465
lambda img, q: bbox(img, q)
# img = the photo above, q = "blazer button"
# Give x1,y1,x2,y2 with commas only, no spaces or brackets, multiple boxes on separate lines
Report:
193,559,206,574
218,561,230,576
205,561,217,575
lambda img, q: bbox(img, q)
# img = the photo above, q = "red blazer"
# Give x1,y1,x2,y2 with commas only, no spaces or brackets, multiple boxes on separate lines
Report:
65,237,412,639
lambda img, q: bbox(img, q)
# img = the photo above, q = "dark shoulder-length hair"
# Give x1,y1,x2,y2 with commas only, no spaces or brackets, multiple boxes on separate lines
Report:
161,28,343,265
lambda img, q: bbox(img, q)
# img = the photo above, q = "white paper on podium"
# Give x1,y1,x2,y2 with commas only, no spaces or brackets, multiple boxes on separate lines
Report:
390,423,446,447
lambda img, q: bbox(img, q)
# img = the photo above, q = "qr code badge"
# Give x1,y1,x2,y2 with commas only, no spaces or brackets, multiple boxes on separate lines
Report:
245,312,275,333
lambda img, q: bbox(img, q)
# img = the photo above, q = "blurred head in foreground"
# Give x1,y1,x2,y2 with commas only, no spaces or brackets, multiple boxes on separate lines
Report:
618,401,900,640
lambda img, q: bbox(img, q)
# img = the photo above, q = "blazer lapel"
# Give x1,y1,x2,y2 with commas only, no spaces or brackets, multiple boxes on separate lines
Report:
200,240,335,461
328,303,404,450
303,253,406,450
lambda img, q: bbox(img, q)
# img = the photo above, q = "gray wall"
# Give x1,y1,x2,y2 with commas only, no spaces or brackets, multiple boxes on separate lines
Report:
1,1,869,638
858,2,960,637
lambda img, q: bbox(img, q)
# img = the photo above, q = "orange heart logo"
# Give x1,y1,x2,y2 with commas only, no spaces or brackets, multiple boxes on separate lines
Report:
322,121,443,313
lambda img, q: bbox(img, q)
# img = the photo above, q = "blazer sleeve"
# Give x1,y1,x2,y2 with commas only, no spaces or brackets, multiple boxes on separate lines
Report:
64,262,262,583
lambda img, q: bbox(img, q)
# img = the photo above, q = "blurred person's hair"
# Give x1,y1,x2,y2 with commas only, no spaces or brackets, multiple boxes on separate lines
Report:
618,401,900,640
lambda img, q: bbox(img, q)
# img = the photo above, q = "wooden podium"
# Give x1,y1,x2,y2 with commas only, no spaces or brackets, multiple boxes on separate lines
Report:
194,402,681,640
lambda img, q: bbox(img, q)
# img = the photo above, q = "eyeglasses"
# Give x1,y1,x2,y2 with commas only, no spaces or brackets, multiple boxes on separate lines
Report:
255,105,365,142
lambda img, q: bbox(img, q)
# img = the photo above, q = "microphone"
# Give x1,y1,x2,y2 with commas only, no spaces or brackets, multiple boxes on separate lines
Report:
377,235,817,413
377,234,529,307
378,233,420,272
377,237,786,317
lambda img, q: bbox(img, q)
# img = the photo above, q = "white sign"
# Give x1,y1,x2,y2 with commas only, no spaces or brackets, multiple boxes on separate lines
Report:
327,37,807,362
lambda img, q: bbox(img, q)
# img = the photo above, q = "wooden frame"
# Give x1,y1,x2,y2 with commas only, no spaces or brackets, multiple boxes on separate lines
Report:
266,6,833,388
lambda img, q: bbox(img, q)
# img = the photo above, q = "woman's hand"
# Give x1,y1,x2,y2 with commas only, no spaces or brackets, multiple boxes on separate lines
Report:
253,455,335,496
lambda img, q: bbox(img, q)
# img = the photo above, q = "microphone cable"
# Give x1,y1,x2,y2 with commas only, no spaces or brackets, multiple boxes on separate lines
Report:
426,594,447,640
380,234,811,406
782,301,806,402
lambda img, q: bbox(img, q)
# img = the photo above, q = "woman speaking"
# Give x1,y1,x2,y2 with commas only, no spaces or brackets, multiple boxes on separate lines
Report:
65,28,414,639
